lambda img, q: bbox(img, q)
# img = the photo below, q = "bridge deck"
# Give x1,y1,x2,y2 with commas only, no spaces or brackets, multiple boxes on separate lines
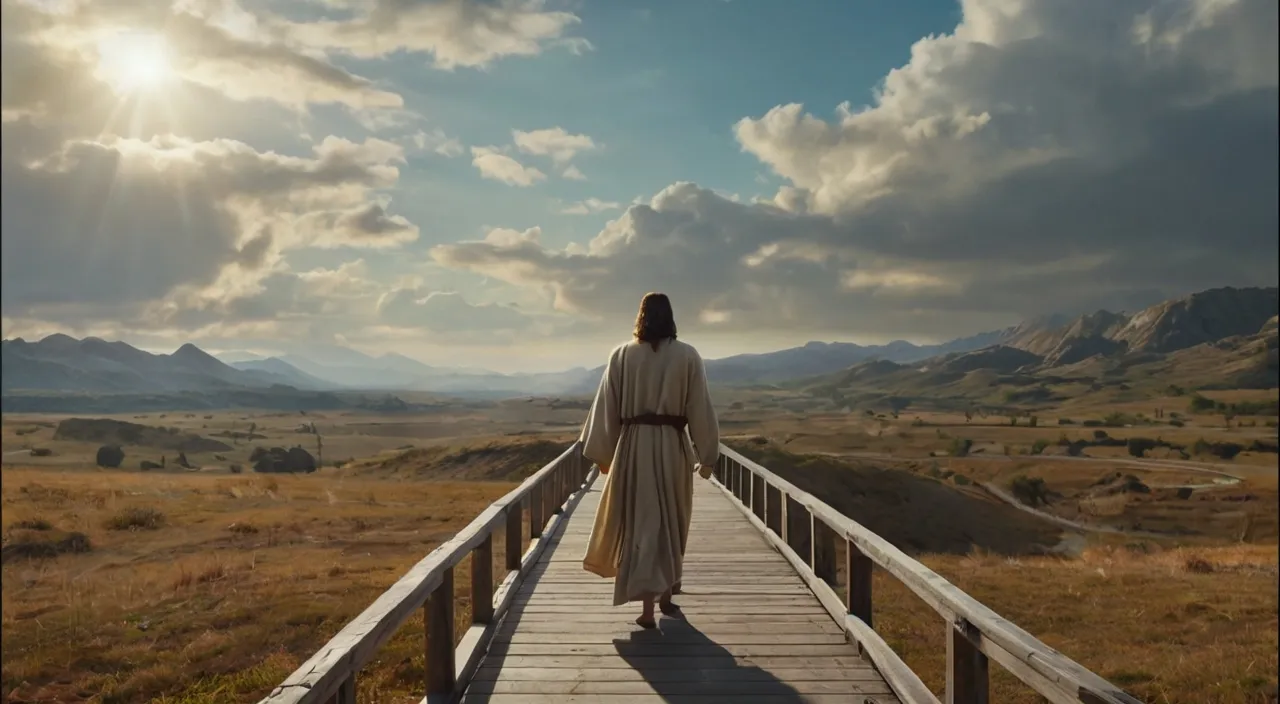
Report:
461,475,900,704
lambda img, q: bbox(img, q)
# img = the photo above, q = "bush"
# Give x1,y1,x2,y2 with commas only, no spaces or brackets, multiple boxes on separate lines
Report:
1,530,91,563
1029,415,1039,428
1057,418,1074,425
96,444,125,468
8,518,53,531
28,448,52,457
948,438,973,457
1031,439,1050,455
1127,437,1158,458
104,507,165,531
1010,476,1050,507
952,474,972,486
1169,419,1185,427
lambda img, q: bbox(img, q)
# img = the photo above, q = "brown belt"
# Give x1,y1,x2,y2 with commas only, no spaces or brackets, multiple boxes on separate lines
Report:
622,413,688,431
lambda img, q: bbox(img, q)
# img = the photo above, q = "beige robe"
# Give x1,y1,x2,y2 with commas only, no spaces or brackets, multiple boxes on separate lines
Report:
580,338,720,605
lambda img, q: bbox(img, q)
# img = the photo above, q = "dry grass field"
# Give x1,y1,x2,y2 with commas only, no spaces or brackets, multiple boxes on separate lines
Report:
1,389,1276,703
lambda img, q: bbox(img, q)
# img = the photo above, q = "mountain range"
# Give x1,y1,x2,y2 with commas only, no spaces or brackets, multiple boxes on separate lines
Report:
2,286,1275,405
801,286,1278,407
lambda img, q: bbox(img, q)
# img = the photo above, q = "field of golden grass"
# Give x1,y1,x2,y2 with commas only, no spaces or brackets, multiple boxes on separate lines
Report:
0,466,531,703
2,393,1276,703
872,544,1279,703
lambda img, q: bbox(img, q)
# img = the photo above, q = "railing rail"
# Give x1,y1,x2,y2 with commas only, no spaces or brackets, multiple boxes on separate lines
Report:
712,443,1143,704
262,441,593,704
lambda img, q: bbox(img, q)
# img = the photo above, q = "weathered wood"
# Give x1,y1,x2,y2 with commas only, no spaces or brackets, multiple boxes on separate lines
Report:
706,471,938,704
948,619,989,704
323,674,354,704
529,483,544,539
811,515,836,585
265,443,587,704
846,538,874,628
718,445,1141,704
504,503,522,572
461,476,902,704
472,535,494,625
425,567,456,698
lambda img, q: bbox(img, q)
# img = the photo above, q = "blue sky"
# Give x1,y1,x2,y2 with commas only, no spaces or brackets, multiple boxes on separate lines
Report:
1,0,1275,372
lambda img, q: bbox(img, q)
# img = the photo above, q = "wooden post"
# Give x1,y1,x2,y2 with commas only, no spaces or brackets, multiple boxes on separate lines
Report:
773,494,783,542
324,674,355,704
505,503,523,571
754,476,766,521
472,534,494,624
424,567,456,698
530,484,544,538
947,619,989,704
811,516,836,585
846,538,873,628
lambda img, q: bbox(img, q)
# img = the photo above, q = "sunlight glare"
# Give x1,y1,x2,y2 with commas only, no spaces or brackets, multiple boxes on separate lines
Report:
96,31,174,93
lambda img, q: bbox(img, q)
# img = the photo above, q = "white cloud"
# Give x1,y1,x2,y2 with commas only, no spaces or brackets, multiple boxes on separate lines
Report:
513,127,598,164
561,165,587,180
560,198,621,215
285,0,585,69
411,129,465,158
433,0,1279,339
470,146,547,187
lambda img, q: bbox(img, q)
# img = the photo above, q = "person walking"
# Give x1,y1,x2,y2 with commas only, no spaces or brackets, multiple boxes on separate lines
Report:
580,292,720,629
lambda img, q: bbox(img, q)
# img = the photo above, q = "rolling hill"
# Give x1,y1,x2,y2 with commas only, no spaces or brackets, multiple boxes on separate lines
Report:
800,287,1278,409
0,335,324,394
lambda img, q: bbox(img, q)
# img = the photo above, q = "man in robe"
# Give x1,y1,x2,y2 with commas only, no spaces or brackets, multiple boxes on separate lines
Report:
580,292,720,629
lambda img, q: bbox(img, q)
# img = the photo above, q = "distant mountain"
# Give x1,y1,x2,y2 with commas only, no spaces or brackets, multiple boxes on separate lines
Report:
0,336,327,394
229,358,340,390
798,286,1279,407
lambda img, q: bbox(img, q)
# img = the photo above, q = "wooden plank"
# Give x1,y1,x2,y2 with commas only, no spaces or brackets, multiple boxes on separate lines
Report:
472,534,494,625
485,642,866,659
847,538,874,628
708,461,939,704
491,633,850,645
947,620,989,704
470,656,872,670
471,667,883,682
505,503,522,571
719,445,1142,704
497,621,843,635
424,567,456,698
461,696,899,704
465,680,893,695
266,442,586,704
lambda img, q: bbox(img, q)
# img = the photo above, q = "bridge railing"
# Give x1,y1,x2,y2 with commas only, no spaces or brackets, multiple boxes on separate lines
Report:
262,441,594,704
713,443,1143,704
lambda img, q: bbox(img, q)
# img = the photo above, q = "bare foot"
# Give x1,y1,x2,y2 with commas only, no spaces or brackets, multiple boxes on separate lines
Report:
659,589,682,617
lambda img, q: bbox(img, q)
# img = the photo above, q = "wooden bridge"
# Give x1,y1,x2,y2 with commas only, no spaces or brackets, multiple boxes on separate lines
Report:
264,442,1142,704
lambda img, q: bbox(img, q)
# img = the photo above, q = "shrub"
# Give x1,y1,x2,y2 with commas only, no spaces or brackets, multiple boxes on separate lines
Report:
949,438,973,457
1,531,92,563
28,448,52,457
8,518,53,531
1126,437,1158,458
1029,415,1039,428
952,474,972,486
1093,429,1110,440
96,444,125,468
1010,476,1050,507
1169,419,1185,427
1057,418,1074,425
1188,394,1217,412
1030,439,1050,455
104,507,166,531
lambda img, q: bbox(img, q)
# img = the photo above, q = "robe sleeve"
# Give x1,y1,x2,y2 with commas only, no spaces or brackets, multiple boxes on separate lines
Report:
685,346,720,469
580,345,623,468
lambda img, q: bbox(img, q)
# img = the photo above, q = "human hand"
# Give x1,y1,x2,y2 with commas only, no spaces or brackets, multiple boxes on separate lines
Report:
697,463,713,480
598,464,610,475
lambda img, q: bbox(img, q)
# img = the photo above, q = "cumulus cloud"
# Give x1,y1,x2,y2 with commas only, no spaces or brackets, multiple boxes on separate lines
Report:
433,0,1279,340
513,127,597,164
1,133,415,316
560,165,587,181
286,0,585,69
470,146,547,187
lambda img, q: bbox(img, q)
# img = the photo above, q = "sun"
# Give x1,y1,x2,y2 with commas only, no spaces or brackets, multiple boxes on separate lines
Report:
96,31,174,93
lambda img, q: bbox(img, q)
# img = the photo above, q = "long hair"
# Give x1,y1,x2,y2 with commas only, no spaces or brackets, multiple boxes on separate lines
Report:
633,292,677,351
